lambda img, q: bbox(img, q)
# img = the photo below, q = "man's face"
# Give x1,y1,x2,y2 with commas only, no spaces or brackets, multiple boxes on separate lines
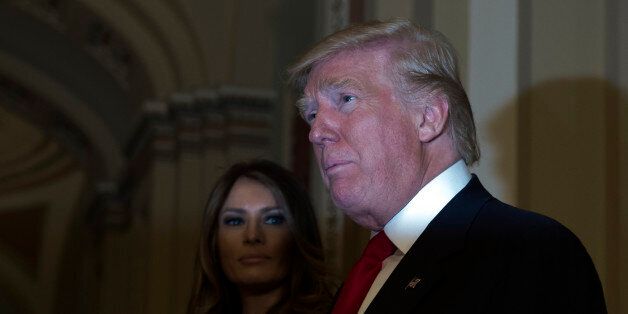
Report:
302,47,425,230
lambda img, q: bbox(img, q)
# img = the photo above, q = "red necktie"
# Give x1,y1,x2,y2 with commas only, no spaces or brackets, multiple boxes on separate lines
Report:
332,231,397,314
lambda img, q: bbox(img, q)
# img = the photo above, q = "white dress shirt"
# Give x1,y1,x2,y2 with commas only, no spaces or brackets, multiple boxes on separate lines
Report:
357,160,472,313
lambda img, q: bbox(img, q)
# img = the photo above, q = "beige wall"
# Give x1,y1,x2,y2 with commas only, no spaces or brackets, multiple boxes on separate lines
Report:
521,1,619,311
467,0,519,204
618,0,628,310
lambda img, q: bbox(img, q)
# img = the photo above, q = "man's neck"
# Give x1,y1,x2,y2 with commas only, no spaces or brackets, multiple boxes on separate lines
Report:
371,153,461,230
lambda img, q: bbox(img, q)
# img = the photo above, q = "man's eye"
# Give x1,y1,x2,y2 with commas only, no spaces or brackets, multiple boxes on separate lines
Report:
264,215,285,225
223,217,244,226
305,112,317,123
342,95,356,103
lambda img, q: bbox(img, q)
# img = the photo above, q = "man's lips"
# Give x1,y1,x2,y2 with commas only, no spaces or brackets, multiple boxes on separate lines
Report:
238,254,270,265
324,160,351,173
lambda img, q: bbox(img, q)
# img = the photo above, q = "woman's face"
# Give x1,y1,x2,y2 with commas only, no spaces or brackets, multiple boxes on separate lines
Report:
217,177,293,290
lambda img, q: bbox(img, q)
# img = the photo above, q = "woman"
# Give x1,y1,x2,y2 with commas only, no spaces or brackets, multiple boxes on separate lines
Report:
188,160,334,314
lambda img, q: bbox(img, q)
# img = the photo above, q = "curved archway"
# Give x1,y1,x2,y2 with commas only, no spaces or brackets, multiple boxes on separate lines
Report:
78,0,207,93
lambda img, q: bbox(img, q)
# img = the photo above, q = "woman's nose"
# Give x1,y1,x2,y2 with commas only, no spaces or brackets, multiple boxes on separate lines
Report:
243,221,263,244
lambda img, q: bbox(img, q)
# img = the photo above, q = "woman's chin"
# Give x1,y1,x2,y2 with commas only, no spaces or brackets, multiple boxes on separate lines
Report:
236,278,287,294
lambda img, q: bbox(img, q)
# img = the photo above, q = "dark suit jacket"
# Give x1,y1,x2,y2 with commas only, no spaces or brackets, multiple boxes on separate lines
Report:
362,175,606,313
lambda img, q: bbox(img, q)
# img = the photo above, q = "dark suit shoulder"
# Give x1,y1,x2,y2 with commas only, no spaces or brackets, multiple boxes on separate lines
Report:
468,198,606,313
367,177,606,314
473,198,581,245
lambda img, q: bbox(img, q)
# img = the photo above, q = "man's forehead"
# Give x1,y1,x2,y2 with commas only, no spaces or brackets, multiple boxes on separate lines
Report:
304,49,383,94
308,76,359,94
306,57,347,88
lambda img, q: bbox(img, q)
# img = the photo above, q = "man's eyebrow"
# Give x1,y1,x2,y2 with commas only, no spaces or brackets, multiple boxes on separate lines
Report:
296,95,310,113
296,97,312,116
297,78,363,116
319,77,361,92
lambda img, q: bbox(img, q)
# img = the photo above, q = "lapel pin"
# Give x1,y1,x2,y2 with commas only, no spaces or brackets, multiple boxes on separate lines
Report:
405,276,422,290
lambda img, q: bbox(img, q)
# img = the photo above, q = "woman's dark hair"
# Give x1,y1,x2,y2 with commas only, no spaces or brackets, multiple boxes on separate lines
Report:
187,159,334,313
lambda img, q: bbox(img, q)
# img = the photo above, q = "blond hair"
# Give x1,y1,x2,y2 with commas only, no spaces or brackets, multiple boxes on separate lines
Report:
287,18,480,165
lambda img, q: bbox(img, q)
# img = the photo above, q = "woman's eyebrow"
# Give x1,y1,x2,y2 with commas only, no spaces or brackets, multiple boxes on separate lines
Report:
260,206,283,214
220,207,281,215
220,208,246,215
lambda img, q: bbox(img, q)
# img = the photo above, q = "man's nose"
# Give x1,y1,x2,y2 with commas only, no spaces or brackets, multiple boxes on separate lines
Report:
308,105,339,145
244,221,263,244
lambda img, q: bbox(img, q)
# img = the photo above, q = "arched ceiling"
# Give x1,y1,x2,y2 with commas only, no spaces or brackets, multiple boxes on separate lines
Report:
0,106,77,194
0,3,135,145
78,0,207,90
0,0,208,182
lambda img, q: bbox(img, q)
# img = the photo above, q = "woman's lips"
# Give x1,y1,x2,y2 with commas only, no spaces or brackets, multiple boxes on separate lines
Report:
239,254,270,265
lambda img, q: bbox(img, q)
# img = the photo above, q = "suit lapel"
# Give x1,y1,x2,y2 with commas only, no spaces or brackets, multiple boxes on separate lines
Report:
365,176,492,313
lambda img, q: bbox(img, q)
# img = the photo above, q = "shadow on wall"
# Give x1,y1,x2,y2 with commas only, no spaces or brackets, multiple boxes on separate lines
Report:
488,77,624,313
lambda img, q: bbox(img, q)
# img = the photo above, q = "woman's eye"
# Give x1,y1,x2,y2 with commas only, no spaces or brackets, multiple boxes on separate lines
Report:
264,215,285,225
342,95,356,103
223,217,244,226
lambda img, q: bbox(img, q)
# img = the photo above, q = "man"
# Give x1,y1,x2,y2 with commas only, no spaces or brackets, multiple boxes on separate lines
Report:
287,19,606,313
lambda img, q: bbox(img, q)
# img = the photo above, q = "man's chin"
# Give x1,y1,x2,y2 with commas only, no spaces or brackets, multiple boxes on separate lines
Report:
343,209,380,230
329,194,378,229
329,178,358,200
329,188,354,210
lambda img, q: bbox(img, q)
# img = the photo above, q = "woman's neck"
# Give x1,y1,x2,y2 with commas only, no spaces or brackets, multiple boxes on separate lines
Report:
239,284,287,314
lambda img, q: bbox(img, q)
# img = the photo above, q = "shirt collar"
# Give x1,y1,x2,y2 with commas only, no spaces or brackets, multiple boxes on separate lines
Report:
383,159,472,254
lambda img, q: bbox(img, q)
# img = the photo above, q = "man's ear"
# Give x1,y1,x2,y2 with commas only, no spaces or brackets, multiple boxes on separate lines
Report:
418,95,449,142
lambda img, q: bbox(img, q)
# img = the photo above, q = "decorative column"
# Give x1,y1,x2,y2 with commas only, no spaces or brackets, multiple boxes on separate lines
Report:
310,0,356,277
467,0,519,204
